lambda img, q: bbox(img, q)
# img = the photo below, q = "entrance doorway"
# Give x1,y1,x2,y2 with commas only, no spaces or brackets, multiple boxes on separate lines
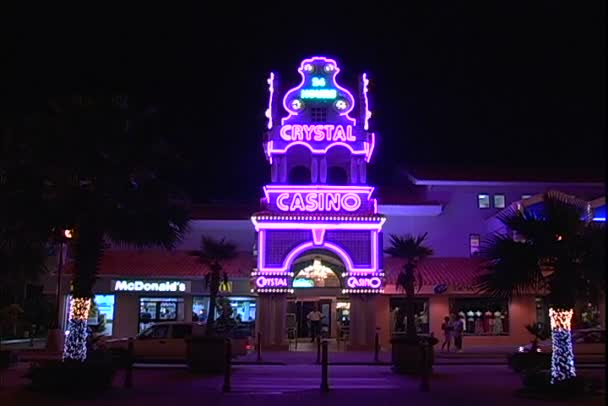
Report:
287,299,333,340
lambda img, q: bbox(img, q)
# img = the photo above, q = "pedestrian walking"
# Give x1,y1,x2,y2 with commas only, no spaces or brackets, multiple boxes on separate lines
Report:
453,315,465,352
440,316,453,352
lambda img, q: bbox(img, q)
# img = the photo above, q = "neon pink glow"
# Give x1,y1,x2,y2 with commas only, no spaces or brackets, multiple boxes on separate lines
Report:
312,229,326,245
274,191,362,212
257,235,378,273
365,132,376,163
265,72,275,130
281,56,357,126
279,124,356,142
267,140,367,156
347,276,382,289
255,276,288,288
362,73,372,131
264,185,375,202
251,218,386,231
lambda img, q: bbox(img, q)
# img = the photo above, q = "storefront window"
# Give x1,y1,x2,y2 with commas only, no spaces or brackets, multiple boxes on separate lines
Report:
450,298,509,335
535,297,549,331
139,297,184,332
389,298,430,334
192,296,256,324
579,302,601,329
66,294,115,336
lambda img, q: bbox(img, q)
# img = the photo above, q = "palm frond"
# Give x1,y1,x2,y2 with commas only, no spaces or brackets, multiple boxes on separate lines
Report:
200,236,238,265
475,233,545,297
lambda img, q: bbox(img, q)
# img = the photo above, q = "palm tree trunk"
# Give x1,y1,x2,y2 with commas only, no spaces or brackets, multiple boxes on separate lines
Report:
63,227,103,362
549,308,576,384
404,270,416,339
206,265,220,336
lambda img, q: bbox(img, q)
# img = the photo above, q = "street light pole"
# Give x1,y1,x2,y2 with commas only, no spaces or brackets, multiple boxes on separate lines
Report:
53,240,65,329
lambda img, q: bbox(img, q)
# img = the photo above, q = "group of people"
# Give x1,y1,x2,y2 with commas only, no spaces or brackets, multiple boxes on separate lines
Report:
441,314,465,352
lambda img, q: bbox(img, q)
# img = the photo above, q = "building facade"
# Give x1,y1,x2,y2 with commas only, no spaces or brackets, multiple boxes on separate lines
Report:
41,56,606,351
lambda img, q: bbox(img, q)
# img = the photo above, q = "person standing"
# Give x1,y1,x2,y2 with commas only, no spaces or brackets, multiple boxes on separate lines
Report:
453,315,465,352
440,316,453,352
307,305,323,342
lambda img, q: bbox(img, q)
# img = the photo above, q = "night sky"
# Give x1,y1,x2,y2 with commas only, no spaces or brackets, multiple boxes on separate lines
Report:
5,3,605,202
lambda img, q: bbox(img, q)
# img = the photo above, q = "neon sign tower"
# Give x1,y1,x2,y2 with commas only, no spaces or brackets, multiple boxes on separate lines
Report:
252,57,384,349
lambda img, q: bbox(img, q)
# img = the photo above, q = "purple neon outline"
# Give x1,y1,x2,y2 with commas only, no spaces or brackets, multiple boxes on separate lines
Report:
362,73,372,131
365,132,376,163
312,228,326,245
257,236,378,273
268,140,367,156
264,185,375,213
279,124,356,143
281,56,357,126
251,219,386,231
263,185,375,201
346,276,382,289
265,72,275,130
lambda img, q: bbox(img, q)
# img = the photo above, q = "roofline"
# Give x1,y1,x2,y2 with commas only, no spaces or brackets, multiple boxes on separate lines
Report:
408,176,604,187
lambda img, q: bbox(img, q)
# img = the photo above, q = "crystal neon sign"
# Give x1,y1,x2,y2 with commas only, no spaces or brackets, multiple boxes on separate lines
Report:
263,185,376,214
255,276,288,288
346,276,382,289
276,191,361,212
279,124,355,142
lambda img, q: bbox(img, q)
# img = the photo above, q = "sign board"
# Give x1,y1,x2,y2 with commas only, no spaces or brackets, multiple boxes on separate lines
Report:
111,280,191,293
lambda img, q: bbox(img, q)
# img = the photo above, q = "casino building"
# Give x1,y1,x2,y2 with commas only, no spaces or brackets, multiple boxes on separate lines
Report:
42,56,606,351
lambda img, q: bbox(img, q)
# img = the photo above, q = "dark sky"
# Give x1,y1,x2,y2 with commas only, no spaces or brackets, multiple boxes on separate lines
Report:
5,3,605,202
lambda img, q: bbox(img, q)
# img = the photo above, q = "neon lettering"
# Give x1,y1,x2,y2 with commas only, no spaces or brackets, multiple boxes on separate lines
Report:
275,192,362,212
300,89,337,99
347,276,382,289
312,77,326,87
113,280,187,292
278,124,356,143
255,276,288,288
276,193,290,211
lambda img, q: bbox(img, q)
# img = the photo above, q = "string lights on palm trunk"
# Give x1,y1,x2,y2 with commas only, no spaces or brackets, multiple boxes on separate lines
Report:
63,297,92,362
549,307,576,384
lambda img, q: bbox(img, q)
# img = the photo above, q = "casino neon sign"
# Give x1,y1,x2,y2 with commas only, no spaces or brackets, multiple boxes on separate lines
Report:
279,124,355,142
346,276,382,289
276,191,361,212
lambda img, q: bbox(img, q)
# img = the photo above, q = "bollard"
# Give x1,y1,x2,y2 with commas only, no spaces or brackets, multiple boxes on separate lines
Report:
124,338,134,389
257,332,262,362
222,338,232,393
419,342,430,392
374,330,379,362
320,340,329,392
316,336,321,364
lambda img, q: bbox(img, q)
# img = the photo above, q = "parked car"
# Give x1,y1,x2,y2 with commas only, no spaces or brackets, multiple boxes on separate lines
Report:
102,321,253,363
517,328,605,354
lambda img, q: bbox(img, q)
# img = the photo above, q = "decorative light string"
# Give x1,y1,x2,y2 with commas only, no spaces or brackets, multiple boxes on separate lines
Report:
549,308,576,384
63,297,92,362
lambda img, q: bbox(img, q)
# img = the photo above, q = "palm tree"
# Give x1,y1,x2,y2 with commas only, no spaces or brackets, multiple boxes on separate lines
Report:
476,191,605,384
197,237,237,335
9,94,191,361
385,233,434,339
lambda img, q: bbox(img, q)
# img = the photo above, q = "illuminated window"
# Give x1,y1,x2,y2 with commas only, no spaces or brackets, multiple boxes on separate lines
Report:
311,107,327,122
450,298,510,335
493,194,506,209
469,234,481,257
478,194,490,208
